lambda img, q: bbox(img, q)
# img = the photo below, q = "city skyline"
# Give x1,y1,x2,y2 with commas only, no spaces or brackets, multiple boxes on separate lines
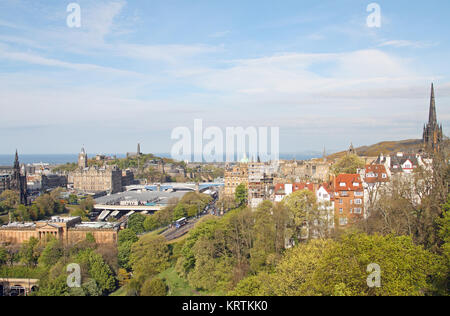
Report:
0,0,449,155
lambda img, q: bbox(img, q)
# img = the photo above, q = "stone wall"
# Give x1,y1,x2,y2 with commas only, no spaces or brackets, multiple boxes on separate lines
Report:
0,229,39,245
67,229,118,245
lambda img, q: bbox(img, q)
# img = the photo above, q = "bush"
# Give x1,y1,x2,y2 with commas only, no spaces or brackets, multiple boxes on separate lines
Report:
140,277,167,296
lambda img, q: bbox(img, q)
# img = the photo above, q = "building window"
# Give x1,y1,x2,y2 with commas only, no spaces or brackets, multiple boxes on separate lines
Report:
355,199,362,205
354,208,362,214
340,182,346,187
339,208,343,214
339,218,348,226
339,199,343,204
353,182,360,187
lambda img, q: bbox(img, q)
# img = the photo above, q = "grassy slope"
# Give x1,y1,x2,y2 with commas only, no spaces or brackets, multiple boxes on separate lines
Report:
327,139,424,160
159,267,200,296
110,286,128,296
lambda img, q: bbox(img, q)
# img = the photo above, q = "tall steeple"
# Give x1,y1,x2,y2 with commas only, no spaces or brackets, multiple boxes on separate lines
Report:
10,150,28,205
423,83,443,152
348,142,356,155
78,146,88,169
429,83,437,125
14,150,20,170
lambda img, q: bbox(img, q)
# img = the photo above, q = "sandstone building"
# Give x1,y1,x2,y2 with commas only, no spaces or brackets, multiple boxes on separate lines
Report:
70,148,123,194
224,163,248,198
0,216,119,246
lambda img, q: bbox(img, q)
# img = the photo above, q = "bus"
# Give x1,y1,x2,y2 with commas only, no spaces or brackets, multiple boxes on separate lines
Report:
175,217,187,229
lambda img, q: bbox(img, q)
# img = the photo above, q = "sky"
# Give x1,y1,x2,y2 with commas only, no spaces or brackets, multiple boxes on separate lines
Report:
0,0,449,156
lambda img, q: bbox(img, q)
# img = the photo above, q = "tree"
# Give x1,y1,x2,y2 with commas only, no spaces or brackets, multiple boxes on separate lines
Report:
250,201,277,272
68,194,78,205
312,233,442,296
118,241,134,270
140,277,167,296
0,246,7,265
436,195,450,294
225,208,254,283
177,218,222,276
88,253,117,294
81,279,102,296
80,196,95,212
143,215,159,231
118,229,138,245
187,236,233,292
70,207,89,220
117,268,131,287
173,203,188,221
283,189,319,241
272,202,291,253
74,249,117,294
38,239,63,267
269,239,335,296
19,237,40,267
0,190,19,210
235,184,248,206
180,192,212,217
331,154,365,175
236,233,442,296
15,204,31,222
128,213,146,234
130,235,170,285
228,272,274,296
362,154,448,250
35,274,69,296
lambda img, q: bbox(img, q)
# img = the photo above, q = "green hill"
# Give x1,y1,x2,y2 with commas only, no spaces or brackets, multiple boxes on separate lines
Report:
328,139,424,160
329,138,450,160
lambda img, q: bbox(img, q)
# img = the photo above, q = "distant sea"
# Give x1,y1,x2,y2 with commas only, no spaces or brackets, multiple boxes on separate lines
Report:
0,152,320,166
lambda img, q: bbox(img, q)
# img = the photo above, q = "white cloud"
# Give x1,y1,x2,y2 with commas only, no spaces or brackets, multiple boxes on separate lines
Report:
0,44,141,76
113,43,221,63
185,49,424,99
378,40,437,49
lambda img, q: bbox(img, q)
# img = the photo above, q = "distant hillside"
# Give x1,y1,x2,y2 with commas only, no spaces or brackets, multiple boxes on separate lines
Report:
328,139,424,160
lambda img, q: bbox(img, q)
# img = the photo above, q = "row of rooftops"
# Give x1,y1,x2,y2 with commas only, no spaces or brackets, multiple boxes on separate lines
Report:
273,171,377,197
0,216,119,230
273,152,429,197
374,152,429,174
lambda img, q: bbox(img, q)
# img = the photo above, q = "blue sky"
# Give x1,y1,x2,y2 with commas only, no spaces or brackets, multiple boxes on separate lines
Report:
0,0,449,155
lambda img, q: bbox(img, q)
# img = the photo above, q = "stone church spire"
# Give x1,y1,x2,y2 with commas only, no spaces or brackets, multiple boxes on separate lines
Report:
14,149,20,170
429,83,437,125
423,83,443,152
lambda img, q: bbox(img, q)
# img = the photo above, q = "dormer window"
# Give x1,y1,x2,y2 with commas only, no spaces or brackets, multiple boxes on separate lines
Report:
340,182,346,187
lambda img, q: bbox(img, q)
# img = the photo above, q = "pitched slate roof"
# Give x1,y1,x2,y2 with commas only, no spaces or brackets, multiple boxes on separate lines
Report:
335,174,362,191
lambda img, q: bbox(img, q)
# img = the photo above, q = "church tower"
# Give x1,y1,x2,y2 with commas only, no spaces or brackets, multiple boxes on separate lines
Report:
348,142,356,155
11,150,28,205
78,147,88,169
423,83,443,152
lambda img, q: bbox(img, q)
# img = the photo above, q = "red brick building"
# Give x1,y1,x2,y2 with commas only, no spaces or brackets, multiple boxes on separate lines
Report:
333,174,364,227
